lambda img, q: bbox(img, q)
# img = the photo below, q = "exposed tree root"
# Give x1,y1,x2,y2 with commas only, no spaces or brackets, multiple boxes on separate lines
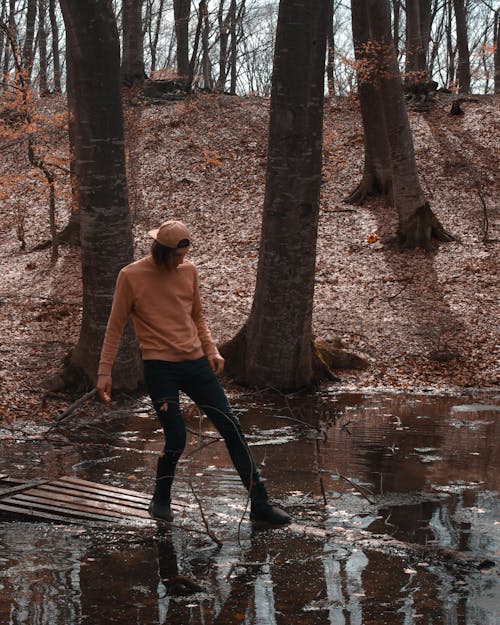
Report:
344,174,392,205
398,203,455,250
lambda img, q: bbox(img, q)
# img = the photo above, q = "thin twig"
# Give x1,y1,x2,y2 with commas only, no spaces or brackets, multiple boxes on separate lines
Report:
189,480,223,547
336,472,376,505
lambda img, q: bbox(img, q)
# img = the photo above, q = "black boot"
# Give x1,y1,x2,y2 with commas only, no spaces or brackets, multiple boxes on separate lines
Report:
149,453,175,522
149,495,174,522
249,481,291,526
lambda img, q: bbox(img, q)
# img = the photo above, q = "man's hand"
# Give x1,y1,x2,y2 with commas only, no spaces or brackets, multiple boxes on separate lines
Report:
208,354,225,376
97,374,112,402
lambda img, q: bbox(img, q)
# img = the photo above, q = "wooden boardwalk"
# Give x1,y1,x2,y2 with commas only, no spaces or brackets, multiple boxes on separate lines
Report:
0,475,155,525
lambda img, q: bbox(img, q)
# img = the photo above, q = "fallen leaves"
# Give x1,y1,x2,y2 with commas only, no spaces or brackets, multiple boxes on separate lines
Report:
0,93,499,424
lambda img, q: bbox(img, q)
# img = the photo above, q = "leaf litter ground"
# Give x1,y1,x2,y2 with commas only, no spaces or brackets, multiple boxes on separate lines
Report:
0,92,498,425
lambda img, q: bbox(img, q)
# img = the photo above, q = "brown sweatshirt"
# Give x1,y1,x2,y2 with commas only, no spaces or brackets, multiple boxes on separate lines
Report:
97,255,219,377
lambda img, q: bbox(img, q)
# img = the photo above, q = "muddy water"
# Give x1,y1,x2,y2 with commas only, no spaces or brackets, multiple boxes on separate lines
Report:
0,390,498,625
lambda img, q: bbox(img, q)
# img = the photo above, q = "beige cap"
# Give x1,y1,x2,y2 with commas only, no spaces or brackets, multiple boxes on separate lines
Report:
148,220,190,248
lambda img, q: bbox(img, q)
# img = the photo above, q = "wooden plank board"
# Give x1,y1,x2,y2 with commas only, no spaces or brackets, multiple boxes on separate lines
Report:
49,481,150,506
0,475,168,525
58,476,151,500
0,502,86,524
0,495,147,524
0,474,10,481
17,489,150,519
40,484,149,510
0,480,50,498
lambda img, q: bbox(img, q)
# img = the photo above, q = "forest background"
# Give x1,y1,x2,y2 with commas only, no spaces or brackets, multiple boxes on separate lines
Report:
0,0,498,425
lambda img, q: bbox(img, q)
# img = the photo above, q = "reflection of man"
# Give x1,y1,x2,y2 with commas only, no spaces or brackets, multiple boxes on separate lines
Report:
97,220,290,526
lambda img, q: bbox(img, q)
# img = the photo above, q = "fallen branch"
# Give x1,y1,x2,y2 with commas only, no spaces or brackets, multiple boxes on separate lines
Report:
45,388,98,434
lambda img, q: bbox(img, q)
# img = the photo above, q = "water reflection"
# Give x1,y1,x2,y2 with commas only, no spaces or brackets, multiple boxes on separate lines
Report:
0,391,498,624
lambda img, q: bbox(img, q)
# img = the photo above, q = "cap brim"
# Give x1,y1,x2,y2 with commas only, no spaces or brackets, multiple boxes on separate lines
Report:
148,228,160,240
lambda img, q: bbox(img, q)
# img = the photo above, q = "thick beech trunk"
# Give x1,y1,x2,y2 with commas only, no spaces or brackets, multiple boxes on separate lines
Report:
222,0,329,390
22,0,37,79
173,0,190,78
453,0,470,93
122,0,146,85
405,0,432,81
48,0,61,92
59,0,142,390
367,0,453,248
346,0,392,204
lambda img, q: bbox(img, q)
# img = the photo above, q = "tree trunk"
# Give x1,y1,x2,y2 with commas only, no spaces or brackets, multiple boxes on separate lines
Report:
0,0,6,78
2,0,16,78
49,0,61,92
405,0,424,79
173,0,190,78
345,0,392,205
217,0,230,91
367,0,452,248
453,0,470,93
38,0,48,94
59,0,142,390
229,0,237,94
22,0,37,79
392,0,400,54
149,0,165,74
200,0,212,89
445,0,454,89
326,0,334,95
221,0,329,390
495,10,500,95
122,0,146,85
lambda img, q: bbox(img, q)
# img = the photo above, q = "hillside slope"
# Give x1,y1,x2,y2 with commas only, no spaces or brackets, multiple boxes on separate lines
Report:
0,93,498,421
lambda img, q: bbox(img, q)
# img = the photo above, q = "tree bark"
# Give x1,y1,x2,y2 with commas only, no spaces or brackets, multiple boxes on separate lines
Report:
122,0,146,85
48,0,61,92
200,0,212,89
392,0,400,54
0,0,6,78
453,0,470,93
346,0,392,205
222,0,329,390
173,0,190,78
59,0,142,390
2,0,16,78
367,0,452,248
22,0,37,79
229,0,237,94
217,0,230,91
148,0,165,74
405,0,432,81
446,0,455,89
38,0,48,94
326,0,334,95
495,9,500,95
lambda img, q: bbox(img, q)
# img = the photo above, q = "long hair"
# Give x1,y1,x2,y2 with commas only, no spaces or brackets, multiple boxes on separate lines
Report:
151,239,190,268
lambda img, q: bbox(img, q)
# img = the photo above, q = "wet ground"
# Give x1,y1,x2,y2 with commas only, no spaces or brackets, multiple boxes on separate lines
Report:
0,389,499,625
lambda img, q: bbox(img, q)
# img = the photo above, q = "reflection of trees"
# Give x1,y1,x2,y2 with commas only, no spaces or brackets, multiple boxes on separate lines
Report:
323,548,368,624
0,526,83,625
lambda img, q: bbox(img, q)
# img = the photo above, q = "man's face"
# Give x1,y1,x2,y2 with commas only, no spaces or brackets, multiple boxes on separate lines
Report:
171,247,189,269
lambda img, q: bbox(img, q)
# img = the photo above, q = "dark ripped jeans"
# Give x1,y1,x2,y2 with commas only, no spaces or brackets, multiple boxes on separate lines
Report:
143,357,266,504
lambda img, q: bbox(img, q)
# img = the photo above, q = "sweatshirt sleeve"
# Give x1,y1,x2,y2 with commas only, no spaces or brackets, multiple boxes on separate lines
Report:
97,270,134,377
191,266,220,358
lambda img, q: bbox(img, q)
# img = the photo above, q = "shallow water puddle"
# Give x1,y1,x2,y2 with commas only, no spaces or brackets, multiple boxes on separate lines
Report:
0,391,498,624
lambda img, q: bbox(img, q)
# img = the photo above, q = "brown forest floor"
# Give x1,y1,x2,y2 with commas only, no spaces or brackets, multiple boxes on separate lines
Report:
0,92,498,424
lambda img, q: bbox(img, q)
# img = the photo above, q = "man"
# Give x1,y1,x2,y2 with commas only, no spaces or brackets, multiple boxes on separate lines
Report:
97,220,291,526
